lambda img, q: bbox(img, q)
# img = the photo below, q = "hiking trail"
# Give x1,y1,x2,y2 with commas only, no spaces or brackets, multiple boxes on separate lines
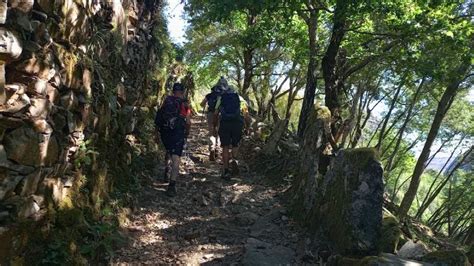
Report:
112,117,313,264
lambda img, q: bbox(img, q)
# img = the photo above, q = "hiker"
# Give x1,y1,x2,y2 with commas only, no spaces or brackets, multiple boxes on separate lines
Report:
214,77,249,179
200,83,223,161
154,82,192,197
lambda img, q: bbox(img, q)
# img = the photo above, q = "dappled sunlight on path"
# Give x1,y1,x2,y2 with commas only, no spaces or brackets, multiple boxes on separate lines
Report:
112,117,309,265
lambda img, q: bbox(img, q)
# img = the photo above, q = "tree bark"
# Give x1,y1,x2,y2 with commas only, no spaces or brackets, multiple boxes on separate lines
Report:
321,0,348,112
398,65,470,219
297,7,319,138
241,13,257,99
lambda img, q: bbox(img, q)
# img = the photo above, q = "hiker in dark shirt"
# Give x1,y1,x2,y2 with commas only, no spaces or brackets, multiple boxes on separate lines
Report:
200,82,223,161
155,83,192,197
214,77,249,180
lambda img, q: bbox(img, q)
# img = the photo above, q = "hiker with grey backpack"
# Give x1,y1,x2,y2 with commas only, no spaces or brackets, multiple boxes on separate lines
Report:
213,77,250,180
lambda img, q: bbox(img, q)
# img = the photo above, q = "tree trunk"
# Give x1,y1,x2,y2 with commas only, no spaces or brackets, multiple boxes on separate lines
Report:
375,79,404,151
297,8,319,138
321,0,348,112
398,65,470,219
340,86,362,148
241,13,257,99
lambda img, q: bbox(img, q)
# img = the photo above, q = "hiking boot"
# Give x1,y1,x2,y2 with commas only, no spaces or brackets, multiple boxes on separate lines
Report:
165,181,177,197
230,160,240,175
209,150,216,161
221,169,231,180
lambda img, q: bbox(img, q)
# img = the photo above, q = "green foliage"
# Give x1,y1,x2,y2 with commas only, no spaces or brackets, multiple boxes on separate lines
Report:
184,0,473,243
74,140,99,169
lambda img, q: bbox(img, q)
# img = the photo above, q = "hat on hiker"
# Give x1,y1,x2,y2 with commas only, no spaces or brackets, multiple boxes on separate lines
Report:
172,82,185,92
217,76,228,89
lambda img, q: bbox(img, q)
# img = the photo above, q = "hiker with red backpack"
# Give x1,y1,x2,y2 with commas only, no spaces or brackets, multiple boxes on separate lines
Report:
200,81,223,161
155,83,192,197
214,77,249,180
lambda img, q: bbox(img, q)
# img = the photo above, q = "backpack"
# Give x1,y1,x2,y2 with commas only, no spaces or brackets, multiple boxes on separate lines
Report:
155,96,185,131
207,91,220,112
220,92,241,121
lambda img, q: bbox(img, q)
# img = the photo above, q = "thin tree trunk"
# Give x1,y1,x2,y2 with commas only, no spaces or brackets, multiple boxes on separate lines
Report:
297,5,319,138
385,78,425,171
462,222,474,245
399,64,470,219
390,168,404,202
451,206,472,237
415,138,467,219
340,86,362,148
375,80,404,151
241,13,257,99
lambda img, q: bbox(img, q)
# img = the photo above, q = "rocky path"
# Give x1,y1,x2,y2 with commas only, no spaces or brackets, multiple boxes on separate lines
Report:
112,117,311,265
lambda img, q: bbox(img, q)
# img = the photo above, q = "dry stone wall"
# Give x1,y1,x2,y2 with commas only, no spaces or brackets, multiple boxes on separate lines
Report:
0,0,166,260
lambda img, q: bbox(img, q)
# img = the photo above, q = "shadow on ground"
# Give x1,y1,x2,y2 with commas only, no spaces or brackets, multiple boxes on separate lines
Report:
111,118,315,265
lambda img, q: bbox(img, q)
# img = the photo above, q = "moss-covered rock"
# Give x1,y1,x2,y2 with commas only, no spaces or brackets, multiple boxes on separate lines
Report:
379,208,401,253
422,250,470,266
319,148,384,256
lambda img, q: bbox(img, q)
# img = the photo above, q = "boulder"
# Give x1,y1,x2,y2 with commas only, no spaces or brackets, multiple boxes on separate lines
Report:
13,53,55,80
380,208,402,253
28,98,52,118
45,84,59,103
0,160,34,175
8,0,34,13
319,148,384,256
27,78,49,95
398,240,431,260
0,28,22,62
32,119,53,134
21,169,46,196
60,91,78,110
0,174,23,200
0,91,30,114
0,114,25,129
17,196,40,219
422,250,469,266
3,126,59,166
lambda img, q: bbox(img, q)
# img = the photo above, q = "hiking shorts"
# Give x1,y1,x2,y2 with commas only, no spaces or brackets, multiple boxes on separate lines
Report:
160,129,186,156
219,119,243,147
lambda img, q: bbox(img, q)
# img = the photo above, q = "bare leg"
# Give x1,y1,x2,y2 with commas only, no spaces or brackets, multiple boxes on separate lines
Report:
163,152,171,181
170,154,180,181
231,146,239,161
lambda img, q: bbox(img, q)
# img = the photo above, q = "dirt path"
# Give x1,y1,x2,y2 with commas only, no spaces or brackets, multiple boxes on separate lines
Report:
113,117,312,265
